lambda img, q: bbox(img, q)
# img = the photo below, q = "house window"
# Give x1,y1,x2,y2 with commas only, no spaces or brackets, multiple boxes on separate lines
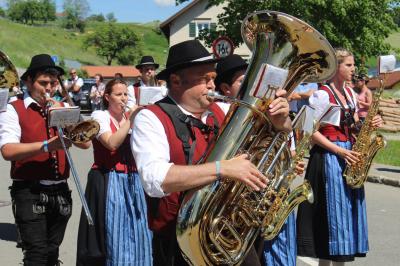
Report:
189,21,216,37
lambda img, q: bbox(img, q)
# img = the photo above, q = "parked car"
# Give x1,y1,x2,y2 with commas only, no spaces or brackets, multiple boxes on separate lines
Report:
78,78,96,112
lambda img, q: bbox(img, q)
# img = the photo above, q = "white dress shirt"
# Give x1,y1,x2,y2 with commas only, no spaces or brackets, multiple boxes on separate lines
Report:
127,84,137,108
131,97,225,198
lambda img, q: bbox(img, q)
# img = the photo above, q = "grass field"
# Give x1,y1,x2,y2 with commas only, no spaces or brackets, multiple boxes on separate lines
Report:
373,140,400,166
0,18,168,68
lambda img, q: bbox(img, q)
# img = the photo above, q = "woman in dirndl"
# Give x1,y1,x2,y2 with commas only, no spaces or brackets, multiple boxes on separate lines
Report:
76,78,152,266
296,48,383,266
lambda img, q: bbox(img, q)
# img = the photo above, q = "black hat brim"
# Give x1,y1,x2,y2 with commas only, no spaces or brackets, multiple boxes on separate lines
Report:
156,57,220,81
135,62,160,69
21,65,65,81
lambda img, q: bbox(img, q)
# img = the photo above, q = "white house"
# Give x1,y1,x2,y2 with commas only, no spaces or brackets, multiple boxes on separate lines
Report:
159,0,251,59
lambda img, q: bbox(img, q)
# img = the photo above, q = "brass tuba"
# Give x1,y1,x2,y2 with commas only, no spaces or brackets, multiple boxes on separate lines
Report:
0,50,20,97
176,10,337,266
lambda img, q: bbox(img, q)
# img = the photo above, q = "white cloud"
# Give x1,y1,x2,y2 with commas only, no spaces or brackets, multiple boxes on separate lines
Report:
154,0,175,7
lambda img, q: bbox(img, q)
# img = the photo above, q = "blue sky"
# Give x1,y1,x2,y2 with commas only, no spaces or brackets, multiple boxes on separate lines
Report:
0,0,190,23
57,0,189,23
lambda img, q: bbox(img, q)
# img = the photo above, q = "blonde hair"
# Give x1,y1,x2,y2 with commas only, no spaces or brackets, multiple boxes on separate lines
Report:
335,48,353,64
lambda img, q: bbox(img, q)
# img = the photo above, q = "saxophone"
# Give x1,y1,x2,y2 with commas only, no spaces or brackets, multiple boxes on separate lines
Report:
344,78,387,188
176,10,337,266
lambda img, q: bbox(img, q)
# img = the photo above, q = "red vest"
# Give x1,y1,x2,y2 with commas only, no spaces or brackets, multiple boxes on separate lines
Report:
10,99,69,180
146,102,225,235
92,117,136,172
319,85,355,142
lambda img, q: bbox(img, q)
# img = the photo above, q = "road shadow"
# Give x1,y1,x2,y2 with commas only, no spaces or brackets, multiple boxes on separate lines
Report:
376,167,400,174
0,223,17,242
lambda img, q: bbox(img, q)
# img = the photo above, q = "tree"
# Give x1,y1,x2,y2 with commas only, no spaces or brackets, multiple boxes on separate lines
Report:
62,0,89,31
83,23,141,65
63,0,89,19
0,7,5,17
392,6,400,26
176,0,398,69
40,0,56,23
87,13,106,22
8,0,42,24
106,12,117,23
7,0,56,24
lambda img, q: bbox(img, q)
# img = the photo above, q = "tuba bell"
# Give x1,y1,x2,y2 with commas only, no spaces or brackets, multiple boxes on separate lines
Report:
176,10,337,266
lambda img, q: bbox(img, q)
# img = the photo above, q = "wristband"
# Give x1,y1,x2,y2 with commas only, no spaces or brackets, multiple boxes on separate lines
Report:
42,140,49,153
215,161,221,181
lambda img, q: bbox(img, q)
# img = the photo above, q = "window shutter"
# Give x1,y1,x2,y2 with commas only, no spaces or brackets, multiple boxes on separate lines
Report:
189,22,196,37
211,23,217,31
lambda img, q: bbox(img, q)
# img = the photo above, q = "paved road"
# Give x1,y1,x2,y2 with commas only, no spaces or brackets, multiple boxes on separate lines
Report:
0,146,399,265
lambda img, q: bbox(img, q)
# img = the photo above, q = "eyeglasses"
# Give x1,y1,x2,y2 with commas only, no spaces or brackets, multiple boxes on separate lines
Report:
70,72,77,75
37,80,59,87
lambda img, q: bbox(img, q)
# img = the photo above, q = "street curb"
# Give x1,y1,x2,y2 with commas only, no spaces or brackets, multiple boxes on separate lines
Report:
368,175,400,188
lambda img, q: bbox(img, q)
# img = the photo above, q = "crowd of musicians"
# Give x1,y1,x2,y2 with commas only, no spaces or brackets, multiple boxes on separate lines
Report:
0,39,383,266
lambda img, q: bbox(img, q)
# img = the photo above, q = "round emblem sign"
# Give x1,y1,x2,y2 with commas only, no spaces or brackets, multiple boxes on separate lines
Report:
212,36,234,58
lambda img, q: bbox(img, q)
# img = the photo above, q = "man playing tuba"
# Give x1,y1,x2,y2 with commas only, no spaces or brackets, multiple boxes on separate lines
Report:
131,40,291,266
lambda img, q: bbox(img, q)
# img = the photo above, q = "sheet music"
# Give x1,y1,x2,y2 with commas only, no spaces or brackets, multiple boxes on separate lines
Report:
250,64,288,100
319,105,341,127
0,89,8,112
48,106,80,128
139,86,168,105
378,55,396,74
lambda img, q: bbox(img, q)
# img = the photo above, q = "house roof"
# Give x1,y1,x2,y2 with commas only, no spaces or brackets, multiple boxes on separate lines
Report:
367,70,400,90
81,66,141,78
160,0,202,37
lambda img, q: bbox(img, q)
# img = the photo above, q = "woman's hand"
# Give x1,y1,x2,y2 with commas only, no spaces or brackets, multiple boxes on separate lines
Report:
371,115,383,129
127,105,143,124
335,147,360,166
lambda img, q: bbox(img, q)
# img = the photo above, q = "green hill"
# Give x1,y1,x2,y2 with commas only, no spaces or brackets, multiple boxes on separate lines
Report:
0,18,168,69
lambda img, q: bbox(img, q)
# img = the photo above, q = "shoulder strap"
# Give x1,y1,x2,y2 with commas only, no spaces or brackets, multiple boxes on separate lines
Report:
156,97,196,165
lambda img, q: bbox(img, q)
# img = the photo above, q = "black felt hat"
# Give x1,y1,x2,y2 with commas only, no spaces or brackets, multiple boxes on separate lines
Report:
156,40,219,80
215,54,248,88
21,54,64,81
135,56,159,69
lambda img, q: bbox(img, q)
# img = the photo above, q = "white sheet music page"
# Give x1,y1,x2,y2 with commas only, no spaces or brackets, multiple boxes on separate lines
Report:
139,86,167,105
48,106,80,128
249,63,288,100
378,55,396,74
